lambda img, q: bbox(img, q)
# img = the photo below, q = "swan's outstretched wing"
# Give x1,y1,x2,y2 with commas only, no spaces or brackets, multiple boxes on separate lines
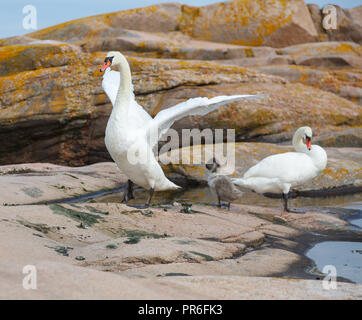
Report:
102,70,267,143
146,94,267,147
102,69,152,124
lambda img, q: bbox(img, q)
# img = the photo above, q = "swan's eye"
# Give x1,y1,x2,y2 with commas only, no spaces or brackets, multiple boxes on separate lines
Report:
100,56,114,72
104,56,114,64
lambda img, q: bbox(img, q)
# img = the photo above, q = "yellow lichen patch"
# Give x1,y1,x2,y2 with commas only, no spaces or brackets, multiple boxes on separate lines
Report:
267,65,361,105
0,43,78,77
244,48,254,58
28,3,179,44
178,0,307,46
0,53,96,124
322,167,351,180
28,15,109,41
282,42,362,58
0,66,61,94
335,43,362,56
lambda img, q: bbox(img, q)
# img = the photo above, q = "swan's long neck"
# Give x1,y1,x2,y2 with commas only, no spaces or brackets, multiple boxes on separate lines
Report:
113,54,132,116
292,128,327,172
292,129,307,153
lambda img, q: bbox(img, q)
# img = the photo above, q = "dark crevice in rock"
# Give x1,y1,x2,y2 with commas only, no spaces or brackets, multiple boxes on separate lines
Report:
264,185,362,199
135,81,221,97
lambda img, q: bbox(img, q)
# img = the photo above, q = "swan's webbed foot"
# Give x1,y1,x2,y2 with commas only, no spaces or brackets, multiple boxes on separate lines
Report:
285,207,306,214
282,193,305,214
210,203,221,208
214,197,230,210
121,180,135,203
218,203,231,210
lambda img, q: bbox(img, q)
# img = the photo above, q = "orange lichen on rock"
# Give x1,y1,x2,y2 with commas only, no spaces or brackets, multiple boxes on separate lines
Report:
281,41,362,57
23,0,318,49
0,0,360,167
28,3,182,44
0,42,79,77
178,0,317,47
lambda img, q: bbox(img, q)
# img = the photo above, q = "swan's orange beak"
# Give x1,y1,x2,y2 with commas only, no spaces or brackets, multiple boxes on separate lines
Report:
100,60,111,72
306,137,312,150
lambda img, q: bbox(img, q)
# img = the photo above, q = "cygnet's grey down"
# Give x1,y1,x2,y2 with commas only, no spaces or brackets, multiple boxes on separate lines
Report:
206,158,243,210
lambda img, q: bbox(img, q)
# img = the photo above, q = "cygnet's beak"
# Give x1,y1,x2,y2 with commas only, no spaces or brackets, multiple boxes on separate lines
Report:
100,59,111,72
306,137,312,150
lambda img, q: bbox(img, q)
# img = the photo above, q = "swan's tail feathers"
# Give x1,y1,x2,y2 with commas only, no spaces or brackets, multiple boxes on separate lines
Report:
169,183,182,190
156,179,182,191
231,178,247,188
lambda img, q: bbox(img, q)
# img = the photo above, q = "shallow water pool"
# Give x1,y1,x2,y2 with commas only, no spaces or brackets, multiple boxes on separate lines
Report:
306,241,362,284
97,186,362,213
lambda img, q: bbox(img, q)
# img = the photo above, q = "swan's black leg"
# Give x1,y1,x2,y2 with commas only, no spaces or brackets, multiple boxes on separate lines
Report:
216,196,230,210
122,180,135,203
282,193,288,212
217,196,222,208
127,188,154,209
282,193,305,214
146,188,155,207
127,180,135,200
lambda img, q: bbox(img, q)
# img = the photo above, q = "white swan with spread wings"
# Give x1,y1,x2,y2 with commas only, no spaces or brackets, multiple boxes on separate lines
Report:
100,51,265,207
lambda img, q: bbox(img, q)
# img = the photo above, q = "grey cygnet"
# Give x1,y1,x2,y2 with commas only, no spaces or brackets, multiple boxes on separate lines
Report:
206,157,243,210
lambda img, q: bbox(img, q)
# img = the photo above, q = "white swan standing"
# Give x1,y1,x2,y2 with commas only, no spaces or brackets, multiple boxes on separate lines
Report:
100,51,265,207
232,127,327,213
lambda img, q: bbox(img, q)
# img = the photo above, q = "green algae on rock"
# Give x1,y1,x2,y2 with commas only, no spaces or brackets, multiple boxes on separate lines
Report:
49,204,104,227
